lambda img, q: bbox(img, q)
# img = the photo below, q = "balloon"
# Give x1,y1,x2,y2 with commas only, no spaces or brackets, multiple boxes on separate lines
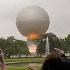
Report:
16,6,50,40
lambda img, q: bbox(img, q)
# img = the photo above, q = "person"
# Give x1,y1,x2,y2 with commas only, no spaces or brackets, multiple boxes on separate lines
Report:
0,49,7,70
41,48,70,70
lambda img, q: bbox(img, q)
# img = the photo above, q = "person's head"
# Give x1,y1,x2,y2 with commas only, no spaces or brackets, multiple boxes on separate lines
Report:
41,48,66,70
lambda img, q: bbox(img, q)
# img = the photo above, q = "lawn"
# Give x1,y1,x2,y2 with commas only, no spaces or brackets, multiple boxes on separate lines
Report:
8,67,29,70
4,57,44,70
5,57,45,63
7,67,40,70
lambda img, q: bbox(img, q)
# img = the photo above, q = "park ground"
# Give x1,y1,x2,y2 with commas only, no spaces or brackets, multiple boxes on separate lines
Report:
3,57,45,70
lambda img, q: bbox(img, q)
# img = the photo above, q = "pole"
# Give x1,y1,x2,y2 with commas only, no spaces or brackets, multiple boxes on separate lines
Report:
45,37,49,56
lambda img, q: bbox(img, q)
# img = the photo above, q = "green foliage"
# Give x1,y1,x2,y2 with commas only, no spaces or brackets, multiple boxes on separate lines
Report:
0,33,70,58
0,36,30,58
46,33,61,51
63,34,70,52
36,39,46,56
14,40,30,57
47,33,70,53
36,33,70,54
36,32,62,55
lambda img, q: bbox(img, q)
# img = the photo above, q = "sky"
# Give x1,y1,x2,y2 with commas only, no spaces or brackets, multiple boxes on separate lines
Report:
0,0,70,40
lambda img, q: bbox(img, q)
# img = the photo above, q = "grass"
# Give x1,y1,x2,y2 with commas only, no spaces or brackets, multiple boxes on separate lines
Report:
7,66,41,70
5,57,45,63
8,67,29,70
3,57,43,70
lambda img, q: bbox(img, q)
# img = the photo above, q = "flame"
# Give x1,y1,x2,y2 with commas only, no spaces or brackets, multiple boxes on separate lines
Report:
28,44,37,53
26,32,39,40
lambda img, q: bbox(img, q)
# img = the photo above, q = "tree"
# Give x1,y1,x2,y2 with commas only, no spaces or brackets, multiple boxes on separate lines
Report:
14,40,30,57
36,34,48,56
0,37,16,58
64,34,70,52
36,38,46,56
59,38,68,52
47,32,62,52
36,32,62,55
0,36,30,58
4,36,16,58
0,38,7,51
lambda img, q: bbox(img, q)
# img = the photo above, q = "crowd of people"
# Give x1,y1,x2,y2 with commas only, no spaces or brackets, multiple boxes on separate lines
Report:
0,48,70,70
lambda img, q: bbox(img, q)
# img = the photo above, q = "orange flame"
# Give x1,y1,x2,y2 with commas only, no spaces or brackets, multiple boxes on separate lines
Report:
26,32,39,40
28,44,37,53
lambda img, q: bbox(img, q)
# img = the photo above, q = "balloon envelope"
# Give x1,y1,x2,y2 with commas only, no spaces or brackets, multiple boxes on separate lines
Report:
16,6,50,40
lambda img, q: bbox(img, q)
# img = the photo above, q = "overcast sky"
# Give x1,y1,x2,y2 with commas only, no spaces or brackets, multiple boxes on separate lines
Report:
0,0,70,40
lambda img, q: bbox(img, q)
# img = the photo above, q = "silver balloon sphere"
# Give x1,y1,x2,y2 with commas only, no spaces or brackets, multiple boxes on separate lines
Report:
16,6,50,40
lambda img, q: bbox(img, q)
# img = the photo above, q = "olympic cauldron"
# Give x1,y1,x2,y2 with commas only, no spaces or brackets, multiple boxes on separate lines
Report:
16,6,50,40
